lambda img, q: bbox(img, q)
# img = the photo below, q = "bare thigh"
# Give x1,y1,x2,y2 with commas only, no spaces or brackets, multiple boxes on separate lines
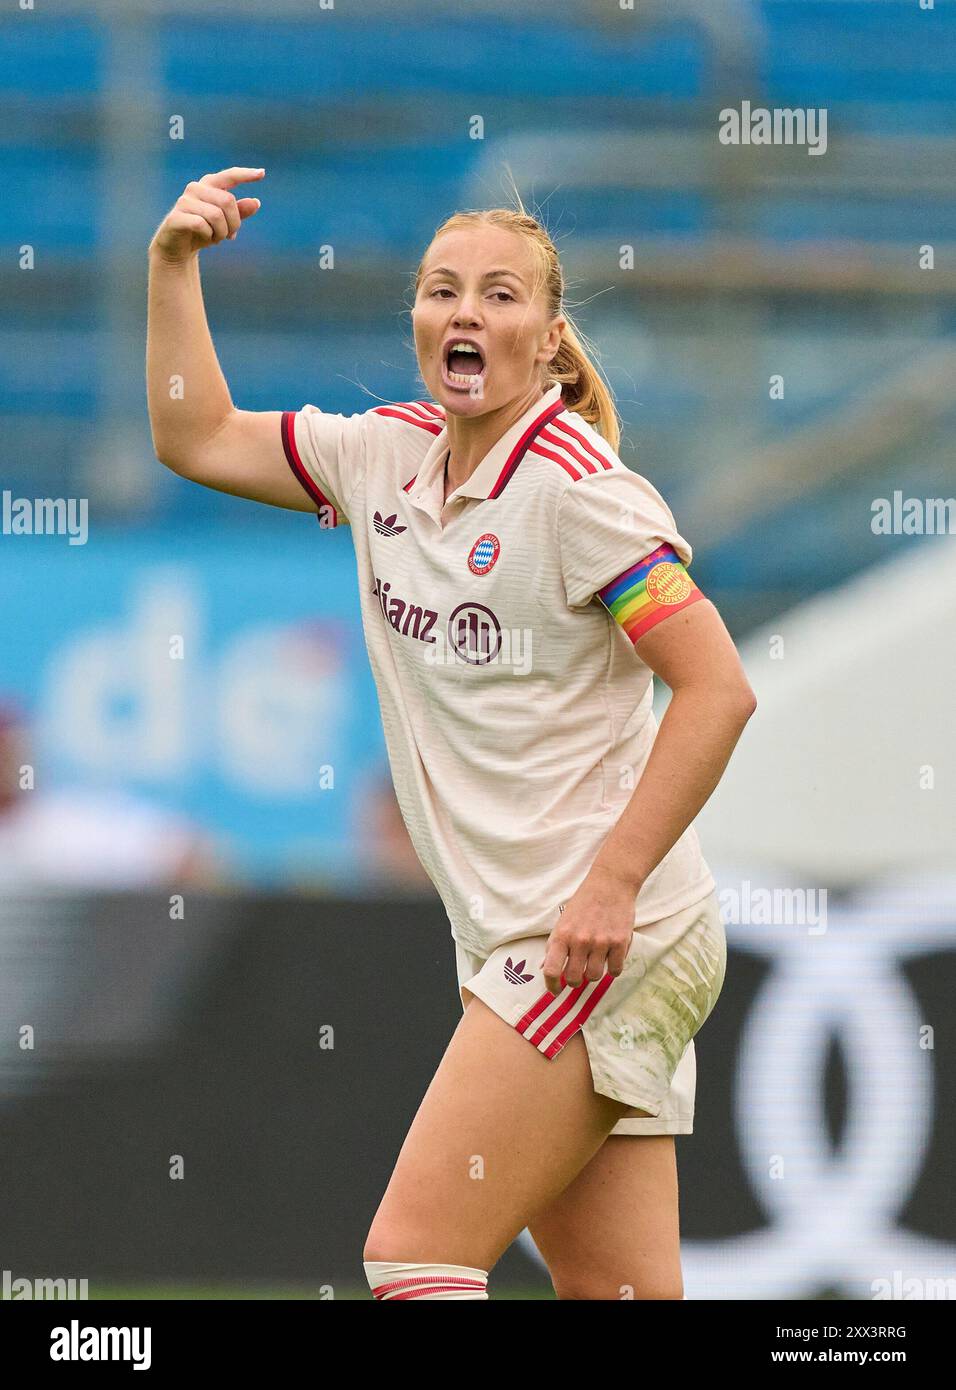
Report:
364,992,632,1272
528,1132,683,1299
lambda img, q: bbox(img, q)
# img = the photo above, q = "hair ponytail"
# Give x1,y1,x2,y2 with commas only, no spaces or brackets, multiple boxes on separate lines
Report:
547,317,620,454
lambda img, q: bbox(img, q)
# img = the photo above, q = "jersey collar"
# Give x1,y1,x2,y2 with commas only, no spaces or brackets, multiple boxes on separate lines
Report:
404,382,566,508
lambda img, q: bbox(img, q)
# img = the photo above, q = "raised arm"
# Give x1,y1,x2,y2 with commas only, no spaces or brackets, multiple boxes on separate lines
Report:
146,166,314,511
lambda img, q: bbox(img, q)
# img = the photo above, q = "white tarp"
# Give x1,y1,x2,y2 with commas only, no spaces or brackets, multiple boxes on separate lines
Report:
692,536,955,886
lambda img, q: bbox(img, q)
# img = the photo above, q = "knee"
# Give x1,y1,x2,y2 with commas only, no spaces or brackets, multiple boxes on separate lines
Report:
550,1267,684,1301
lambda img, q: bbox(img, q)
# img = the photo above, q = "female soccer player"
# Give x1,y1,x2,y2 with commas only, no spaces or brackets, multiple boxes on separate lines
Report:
147,167,756,1302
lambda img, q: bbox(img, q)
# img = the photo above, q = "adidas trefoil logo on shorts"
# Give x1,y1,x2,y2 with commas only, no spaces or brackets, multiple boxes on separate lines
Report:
504,957,535,985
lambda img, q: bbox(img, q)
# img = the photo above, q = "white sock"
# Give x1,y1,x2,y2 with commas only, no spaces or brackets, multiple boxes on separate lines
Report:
364,1260,489,1300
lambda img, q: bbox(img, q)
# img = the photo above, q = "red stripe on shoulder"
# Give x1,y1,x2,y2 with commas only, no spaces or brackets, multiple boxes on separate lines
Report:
549,414,615,474
538,424,600,475
527,440,582,481
371,401,444,434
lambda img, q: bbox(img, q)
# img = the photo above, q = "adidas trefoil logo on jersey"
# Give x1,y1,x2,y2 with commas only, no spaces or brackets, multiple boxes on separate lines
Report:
504,957,535,985
373,510,407,537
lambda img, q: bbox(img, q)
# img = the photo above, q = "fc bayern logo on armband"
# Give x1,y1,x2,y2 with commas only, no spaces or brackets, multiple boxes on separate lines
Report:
467,533,501,575
646,561,693,605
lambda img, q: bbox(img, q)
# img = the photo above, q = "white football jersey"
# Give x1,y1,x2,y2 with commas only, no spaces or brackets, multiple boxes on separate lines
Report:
281,381,715,953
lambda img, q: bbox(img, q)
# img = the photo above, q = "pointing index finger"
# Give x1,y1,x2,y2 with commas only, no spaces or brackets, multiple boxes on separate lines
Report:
202,167,266,191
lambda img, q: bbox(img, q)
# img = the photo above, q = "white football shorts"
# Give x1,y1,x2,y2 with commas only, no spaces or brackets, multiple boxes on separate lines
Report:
453,888,726,1136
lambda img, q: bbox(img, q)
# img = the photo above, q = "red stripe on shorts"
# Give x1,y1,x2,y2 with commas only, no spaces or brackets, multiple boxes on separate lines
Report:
543,973,615,1058
514,990,556,1037
527,981,590,1048
514,973,617,1057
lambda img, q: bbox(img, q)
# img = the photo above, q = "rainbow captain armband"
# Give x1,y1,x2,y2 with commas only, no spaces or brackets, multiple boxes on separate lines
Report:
597,542,703,644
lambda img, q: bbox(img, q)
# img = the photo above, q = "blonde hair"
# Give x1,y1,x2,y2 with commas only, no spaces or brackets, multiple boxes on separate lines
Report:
413,189,621,454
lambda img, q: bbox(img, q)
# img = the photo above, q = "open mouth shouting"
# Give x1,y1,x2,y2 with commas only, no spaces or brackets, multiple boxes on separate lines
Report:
441,337,487,392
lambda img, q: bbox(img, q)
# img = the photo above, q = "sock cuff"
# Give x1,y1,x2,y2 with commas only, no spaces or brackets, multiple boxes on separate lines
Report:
364,1260,489,1301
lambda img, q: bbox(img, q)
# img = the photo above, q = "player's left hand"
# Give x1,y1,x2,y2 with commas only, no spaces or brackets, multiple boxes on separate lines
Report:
541,863,641,994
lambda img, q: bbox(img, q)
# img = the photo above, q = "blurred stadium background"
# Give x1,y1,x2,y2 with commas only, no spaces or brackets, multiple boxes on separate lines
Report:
1,0,954,1299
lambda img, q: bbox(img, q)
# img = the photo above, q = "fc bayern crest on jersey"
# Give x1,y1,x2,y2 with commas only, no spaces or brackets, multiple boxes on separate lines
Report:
467,533,501,575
